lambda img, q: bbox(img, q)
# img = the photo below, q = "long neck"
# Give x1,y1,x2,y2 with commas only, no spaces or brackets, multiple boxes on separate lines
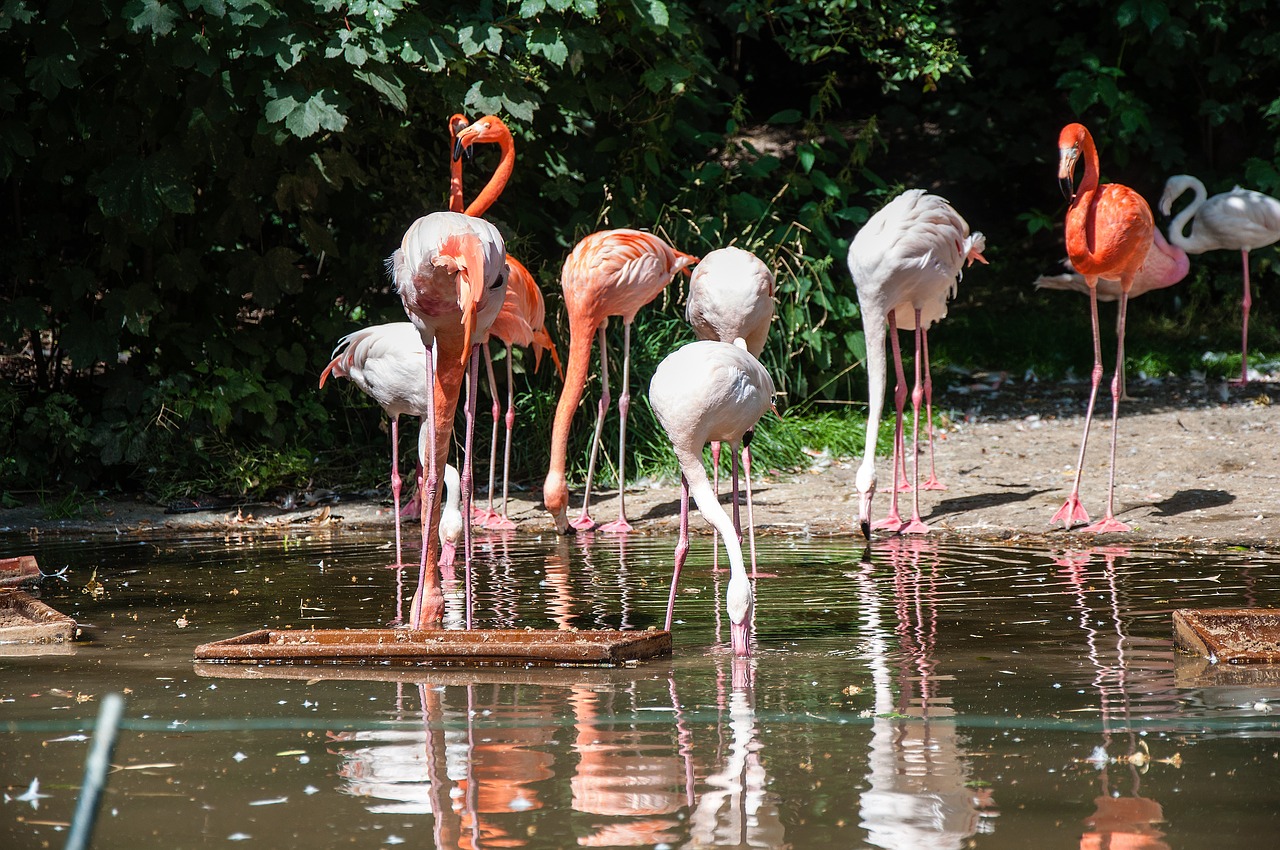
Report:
546,318,597,483
449,123,465,213
859,308,887,476
464,132,514,217
1166,178,1207,252
1067,133,1106,262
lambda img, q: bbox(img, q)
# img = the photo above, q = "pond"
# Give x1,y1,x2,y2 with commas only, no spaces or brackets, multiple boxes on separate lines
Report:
2,529,1279,848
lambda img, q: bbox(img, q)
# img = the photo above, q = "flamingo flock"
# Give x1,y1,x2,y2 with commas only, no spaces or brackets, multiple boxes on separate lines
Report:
321,115,1278,656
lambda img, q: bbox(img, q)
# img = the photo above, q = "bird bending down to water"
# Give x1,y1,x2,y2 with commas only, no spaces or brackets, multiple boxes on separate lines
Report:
685,245,776,569
1053,122,1154,534
649,338,775,656
543,229,697,534
849,189,986,539
393,210,508,627
1160,174,1280,384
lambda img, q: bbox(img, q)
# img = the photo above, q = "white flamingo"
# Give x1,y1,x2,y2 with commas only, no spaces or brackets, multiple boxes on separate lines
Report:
392,211,508,628
1160,174,1280,384
649,338,775,656
684,245,776,572
848,189,986,539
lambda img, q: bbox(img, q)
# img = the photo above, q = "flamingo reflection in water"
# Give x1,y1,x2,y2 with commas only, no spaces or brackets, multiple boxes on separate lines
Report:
684,656,787,849
1056,547,1180,850
855,537,998,847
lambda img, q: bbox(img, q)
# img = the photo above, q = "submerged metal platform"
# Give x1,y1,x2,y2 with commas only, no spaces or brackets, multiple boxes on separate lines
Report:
193,627,672,668
0,555,40,587
1173,608,1280,663
0,588,78,647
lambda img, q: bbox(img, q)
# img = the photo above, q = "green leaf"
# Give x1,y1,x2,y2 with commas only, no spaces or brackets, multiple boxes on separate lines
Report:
528,27,568,66
266,90,349,138
767,109,803,124
25,53,81,99
125,0,181,35
354,69,407,111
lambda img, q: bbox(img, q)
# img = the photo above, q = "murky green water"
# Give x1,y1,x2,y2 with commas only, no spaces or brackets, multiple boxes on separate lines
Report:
2,528,1279,848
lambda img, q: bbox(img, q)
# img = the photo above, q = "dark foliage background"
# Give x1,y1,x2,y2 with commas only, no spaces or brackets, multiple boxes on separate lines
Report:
2,0,1277,504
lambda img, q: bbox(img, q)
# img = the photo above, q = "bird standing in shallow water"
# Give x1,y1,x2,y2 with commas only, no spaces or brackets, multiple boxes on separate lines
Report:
684,245,776,570
542,229,696,534
1053,122,1154,534
848,189,986,540
1160,174,1280,385
649,338,775,656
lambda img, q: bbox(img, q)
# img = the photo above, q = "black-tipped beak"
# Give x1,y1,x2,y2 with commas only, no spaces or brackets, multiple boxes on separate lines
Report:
860,519,871,540
452,135,464,162
1059,176,1075,202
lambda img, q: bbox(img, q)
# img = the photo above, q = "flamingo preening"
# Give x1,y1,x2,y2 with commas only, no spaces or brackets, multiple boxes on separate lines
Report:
451,114,563,529
1160,174,1280,385
392,210,508,628
543,229,697,534
649,338,775,657
684,245,776,571
1052,122,1154,534
849,189,986,540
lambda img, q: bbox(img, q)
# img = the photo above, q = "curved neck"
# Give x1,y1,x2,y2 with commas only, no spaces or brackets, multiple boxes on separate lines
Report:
1166,179,1207,252
859,308,887,473
464,132,514,217
1072,131,1101,212
449,122,465,214
546,319,598,482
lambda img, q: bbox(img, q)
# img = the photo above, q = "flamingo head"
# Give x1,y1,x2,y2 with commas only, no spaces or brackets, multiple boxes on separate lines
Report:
855,458,877,541
727,573,754,657
455,115,509,159
449,113,471,161
543,472,570,535
1057,123,1088,201
672,249,700,277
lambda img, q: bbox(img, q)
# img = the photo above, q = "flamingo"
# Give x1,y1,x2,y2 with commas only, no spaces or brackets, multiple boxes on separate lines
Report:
392,210,508,628
1160,174,1280,384
449,114,563,529
1034,228,1190,398
1053,122,1154,534
849,189,986,540
648,338,775,656
542,229,697,534
684,245,776,569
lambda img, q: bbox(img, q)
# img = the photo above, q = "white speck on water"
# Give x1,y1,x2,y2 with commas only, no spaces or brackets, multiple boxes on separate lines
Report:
233,752,247,762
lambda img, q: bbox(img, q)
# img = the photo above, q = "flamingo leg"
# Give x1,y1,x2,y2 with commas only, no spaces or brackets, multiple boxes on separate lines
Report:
388,414,405,625
743,440,765,579
900,311,931,534
571,324,609,531
411,342,442,630
491,344,517,530
730,445,741,539
461,344,481,627
478,344,501,526
921,329,947,490
1052,280,1102,529
599,321,635,533
874,312,906,531
1083,288,1132,533
710,441,721,574
1232,248,1253,385
665,473,691,631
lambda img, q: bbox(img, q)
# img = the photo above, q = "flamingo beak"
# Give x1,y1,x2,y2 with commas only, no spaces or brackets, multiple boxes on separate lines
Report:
1058,146,1079,201
551,507,569,535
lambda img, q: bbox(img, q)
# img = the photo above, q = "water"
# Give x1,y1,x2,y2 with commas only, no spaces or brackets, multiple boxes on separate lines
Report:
2,528,1279,848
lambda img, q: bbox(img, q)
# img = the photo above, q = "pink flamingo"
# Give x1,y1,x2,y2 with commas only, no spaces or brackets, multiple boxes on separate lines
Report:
1160,174,1280,385
849,190,986,539
1052,122,1154,534
649,339,775,656
542,229,697,534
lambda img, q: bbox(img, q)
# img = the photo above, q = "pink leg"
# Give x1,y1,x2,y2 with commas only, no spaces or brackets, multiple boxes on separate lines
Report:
1053,282,1101,529
490,346,517,530
476,344,500,526
665,474,691,631
389,414,404,569
743,441,772,579
599,321,635,534
1083,289,1132,534
1231,248,1253,385
921,329,946,491
461,344,481,626
410,343,441,630
874,313,906,532
900,313,930,535
730,446,741,539
571,325,609,531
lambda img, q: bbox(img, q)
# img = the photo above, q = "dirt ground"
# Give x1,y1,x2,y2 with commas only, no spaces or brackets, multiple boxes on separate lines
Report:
3,374,1278,550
